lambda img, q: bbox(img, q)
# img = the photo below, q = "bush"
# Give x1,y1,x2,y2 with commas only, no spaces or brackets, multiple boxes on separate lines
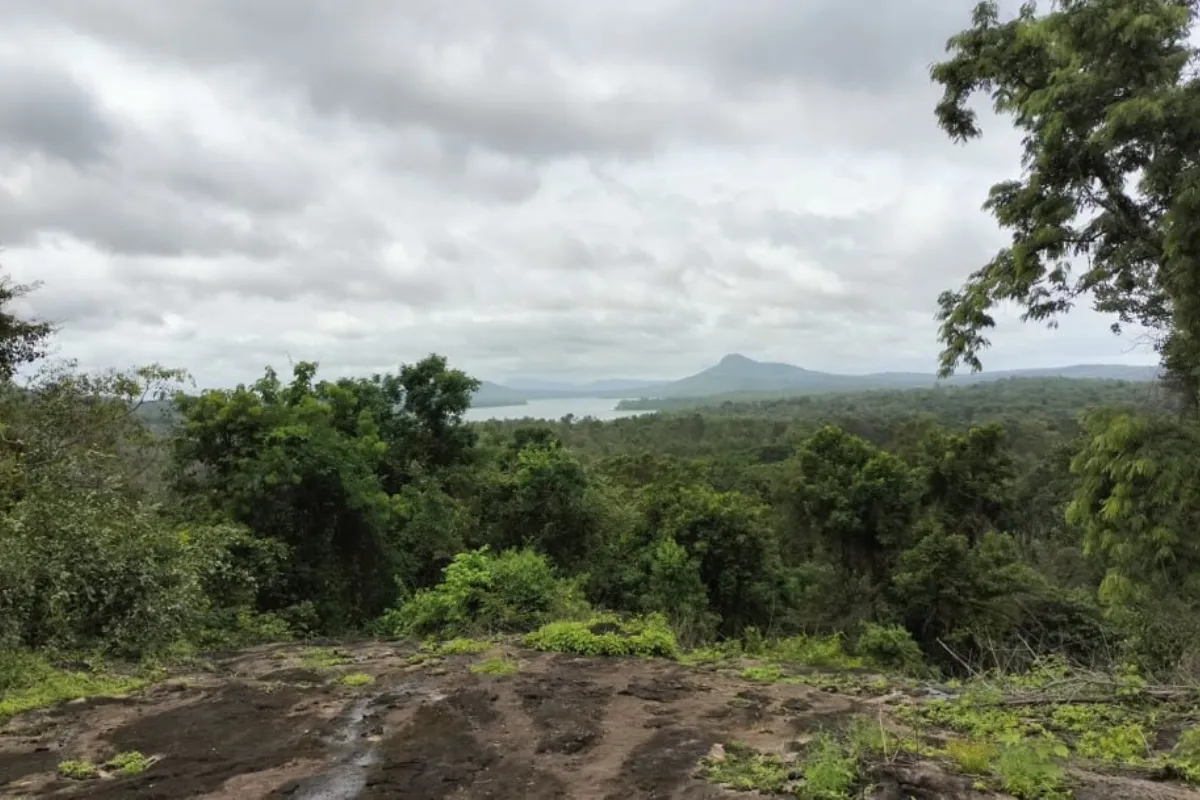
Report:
190,609,296,653
854,623,928,676
0,365,280,658
765,633,861,670
0,491,259,657
379,547,588,638
523,613,678,658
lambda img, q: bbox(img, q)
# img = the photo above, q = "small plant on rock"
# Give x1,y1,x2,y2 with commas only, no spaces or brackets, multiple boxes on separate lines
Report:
57,760,98,780
471,658,518,677
105,751,152,775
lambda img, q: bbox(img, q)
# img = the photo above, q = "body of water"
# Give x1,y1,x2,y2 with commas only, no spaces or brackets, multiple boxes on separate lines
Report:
465,396,648,422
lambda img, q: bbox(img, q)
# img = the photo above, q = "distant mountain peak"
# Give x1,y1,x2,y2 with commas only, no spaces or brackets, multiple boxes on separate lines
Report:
718,353,755,366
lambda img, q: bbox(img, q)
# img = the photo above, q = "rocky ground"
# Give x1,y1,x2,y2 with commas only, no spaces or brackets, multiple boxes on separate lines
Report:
2,640,1199,799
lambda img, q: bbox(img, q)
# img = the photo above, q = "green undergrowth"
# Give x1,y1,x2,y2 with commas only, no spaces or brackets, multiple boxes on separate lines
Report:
523,613,678,658
339,672,373,687
761,633,864,671
471,657,518,676
699,719,885,798
696,628,922,697
378,547,590,639
701,656,1200,799
0,652,149,721
406,636,494,666
738,663,895,696
300,647,352,669
887,658,1200,796
426,637,492,655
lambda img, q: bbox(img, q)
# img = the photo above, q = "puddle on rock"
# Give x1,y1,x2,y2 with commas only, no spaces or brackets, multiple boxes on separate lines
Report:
282,681,439,800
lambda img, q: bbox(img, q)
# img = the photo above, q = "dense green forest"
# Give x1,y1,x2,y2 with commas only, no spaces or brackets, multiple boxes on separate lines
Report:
5,0,1200,730
1,296,1195,680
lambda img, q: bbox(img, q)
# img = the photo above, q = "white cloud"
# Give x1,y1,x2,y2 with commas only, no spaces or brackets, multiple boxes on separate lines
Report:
1,0,1158,388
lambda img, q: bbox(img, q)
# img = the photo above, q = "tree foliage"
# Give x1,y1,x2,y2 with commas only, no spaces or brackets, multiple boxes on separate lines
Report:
0,363,266,656
171,358,480,631
931,0,1200,402
0,276,53,380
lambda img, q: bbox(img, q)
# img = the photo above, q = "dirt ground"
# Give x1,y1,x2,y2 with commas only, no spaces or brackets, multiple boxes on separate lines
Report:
2,641,1199,799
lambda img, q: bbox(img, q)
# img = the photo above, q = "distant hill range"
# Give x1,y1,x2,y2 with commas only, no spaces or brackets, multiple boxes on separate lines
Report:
473,353,1161,407
128,354,1163,418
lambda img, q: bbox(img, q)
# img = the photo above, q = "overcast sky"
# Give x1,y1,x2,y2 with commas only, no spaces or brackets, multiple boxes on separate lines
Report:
1,0,1159,388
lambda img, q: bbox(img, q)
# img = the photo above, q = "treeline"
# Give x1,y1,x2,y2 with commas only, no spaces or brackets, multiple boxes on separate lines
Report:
478,377,1173,461
3,287,1198,680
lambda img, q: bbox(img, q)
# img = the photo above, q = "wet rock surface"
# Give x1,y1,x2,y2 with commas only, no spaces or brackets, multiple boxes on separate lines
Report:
2,642,1197,798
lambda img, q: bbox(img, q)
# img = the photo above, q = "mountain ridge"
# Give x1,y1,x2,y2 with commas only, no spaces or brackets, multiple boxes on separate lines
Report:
472,354,1161,406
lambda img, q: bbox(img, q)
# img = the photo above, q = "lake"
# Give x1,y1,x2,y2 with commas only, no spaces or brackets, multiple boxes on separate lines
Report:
465,397,649,422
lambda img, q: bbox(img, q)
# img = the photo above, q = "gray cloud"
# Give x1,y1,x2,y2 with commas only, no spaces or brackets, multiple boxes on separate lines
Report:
0,0,1158,387
658,0,967,92
5,0,995,162
0,64,114,166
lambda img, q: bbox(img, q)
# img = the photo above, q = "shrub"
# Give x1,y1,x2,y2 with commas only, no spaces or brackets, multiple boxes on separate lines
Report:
523,613,678,658
854,623,928,676
765,633,861,670
0,365,269,658
799,734,859,800
700,741,790,793
57,760,98,780
944,739,997,775
190,608,296,653
996,741,1068,799
1169,726,1200,781
379,547,588,638
0,491,258,657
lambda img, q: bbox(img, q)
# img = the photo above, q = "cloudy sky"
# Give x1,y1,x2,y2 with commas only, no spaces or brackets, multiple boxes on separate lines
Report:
1,0,1159,388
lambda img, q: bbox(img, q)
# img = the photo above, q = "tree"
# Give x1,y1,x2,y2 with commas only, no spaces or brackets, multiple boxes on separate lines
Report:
0,275,54,380
483,438,596,569
783,425,921,582
1067,408,1200,595
171,355,481,630
914,423,1017,541
931,0,1200,402
643,483,784,636
890,523,1040,658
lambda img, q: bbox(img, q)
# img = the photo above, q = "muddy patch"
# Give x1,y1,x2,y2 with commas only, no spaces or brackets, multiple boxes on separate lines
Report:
259,668,327,685
620,674,705,704
362,695,565,799
72,683,329,799
0,747,59,788
603,726,718,799
871,763,995,799
517,675,612,756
